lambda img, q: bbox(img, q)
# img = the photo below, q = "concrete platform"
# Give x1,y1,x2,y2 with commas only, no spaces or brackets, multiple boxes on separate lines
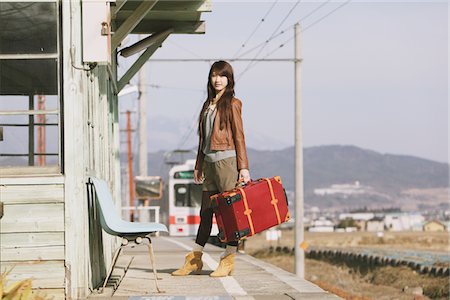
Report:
88,236,341,300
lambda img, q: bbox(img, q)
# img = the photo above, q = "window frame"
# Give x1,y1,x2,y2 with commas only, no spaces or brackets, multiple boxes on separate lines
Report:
0,0,62,175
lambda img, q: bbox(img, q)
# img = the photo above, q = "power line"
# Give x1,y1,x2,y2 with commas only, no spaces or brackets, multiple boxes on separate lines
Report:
142,83,204,92
237,0,302,81
235,27,293,59
238,0,352,79
176,92,207,150
302,0,352,32
172,1,300,152
299,0,333,23
147,58,295,62
233,0,280,58
269,0,302,43
234,0,336,61
167,39,205,59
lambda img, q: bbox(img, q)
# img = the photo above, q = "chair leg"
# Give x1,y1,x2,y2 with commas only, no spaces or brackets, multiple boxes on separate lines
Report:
101,246,123,293
145,236,164,293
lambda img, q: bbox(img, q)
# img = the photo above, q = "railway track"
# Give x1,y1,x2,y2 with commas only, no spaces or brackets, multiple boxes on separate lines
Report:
306,247,450,277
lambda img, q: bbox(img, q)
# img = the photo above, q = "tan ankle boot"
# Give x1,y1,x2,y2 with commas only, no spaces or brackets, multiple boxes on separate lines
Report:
172,251,203,276
210,253,235,277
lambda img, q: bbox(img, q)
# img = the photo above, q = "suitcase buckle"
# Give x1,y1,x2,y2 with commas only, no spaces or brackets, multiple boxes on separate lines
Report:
225,194,242,206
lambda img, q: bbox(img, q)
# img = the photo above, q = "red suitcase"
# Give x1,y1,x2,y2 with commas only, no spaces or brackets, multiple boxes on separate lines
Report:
210,176,290,243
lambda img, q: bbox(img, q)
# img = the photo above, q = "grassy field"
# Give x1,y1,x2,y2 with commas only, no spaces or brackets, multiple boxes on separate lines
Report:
244,230,449,300
245,230,449,252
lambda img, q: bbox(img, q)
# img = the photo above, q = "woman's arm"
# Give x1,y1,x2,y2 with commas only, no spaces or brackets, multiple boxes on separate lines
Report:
230,98,250,181
194,101,208,183
194,145,205,184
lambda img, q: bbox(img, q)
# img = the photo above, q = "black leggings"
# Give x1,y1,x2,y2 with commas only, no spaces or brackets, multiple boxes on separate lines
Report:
195,191,238,247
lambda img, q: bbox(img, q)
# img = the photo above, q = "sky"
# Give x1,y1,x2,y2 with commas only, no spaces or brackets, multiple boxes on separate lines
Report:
118,0,448,163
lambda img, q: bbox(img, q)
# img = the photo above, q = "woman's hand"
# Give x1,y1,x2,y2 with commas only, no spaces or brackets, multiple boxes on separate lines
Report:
194,169,204,184
239,169,251,184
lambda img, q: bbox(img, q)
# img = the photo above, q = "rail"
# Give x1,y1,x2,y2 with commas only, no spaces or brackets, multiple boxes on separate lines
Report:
307,246,450,277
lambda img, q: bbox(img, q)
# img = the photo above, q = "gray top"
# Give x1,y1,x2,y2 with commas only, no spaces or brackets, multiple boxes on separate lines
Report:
202,104,236,163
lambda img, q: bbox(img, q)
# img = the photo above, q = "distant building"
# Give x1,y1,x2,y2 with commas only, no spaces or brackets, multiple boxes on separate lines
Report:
367,217,385,232
314,181,371,196
0,1,210,299
339,212,375,221
423,220,446,232
385,213,424,231
308,217,335,232
337,213,374,231
305,206,321,221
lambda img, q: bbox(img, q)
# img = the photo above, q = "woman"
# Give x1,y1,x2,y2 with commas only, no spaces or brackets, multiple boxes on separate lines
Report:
172,61,251,277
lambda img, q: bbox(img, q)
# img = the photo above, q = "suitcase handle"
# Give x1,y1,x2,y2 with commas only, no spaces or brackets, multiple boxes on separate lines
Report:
235,178,249,188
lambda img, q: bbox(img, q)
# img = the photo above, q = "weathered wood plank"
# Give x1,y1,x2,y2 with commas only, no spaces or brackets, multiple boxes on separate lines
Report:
0,203,64,233
0,176,64,185
0,166,60,176
0,185,64,204
1,232,64,247
1,232,64,261
0,261,65,288
1,245,65,261
117,10,201,22
121,0,212,12
126,20,206,35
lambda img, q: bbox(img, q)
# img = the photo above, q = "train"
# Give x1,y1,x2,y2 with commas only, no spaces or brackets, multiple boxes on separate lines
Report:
158,159,219,237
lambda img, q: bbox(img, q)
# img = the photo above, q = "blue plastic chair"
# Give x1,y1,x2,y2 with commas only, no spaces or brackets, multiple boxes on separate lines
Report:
90,177,168,293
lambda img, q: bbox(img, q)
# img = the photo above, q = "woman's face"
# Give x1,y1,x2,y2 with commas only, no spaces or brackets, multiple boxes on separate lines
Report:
211,72,228,93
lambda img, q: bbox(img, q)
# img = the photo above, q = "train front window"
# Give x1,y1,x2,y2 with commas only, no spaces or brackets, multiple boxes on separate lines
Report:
174,184,202,207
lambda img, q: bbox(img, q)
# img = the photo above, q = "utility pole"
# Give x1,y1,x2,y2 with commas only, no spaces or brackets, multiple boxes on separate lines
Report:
138,47,150,222
294,23,305,278
138,36,148,179
126,110,135,221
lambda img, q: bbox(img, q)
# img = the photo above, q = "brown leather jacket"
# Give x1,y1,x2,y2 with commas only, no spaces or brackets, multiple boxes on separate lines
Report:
195,97,249,172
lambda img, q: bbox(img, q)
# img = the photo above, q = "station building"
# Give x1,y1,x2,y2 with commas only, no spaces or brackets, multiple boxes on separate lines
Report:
0,1,210,298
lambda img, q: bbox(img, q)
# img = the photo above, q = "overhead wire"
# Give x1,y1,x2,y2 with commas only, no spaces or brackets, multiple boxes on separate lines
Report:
176,91,208,150
148,38,210,152
236,0,302,81
167,39,205,59
234,0,334,60
301,0,352,32
232,0,280,58
173,1,302,151
140,81,206,150
238,0,353,79
139,0,350,156
142,83,204,92
298,0,333,23
235,26,293,59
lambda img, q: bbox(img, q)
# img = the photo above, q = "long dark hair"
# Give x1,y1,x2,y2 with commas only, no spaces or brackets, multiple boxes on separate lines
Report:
198,61,235,132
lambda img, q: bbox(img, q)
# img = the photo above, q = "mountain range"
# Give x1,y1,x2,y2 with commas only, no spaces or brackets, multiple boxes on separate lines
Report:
3,144,446,211
142,145,449,211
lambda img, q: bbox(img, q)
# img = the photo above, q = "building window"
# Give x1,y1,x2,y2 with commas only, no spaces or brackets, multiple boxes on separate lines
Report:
0,1,61,173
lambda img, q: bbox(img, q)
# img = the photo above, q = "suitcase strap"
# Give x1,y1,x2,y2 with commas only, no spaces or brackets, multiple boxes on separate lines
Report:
264,178,282,224
237,187,255,236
